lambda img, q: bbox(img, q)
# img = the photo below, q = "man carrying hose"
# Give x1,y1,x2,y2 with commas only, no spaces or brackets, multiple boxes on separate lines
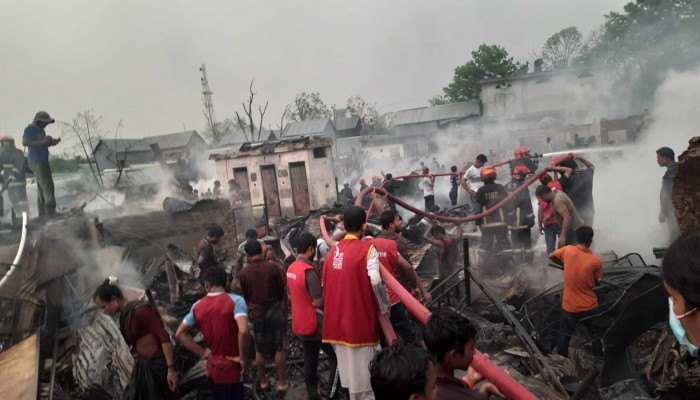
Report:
474,167,511,258
504,165,535,263
0,136,29,214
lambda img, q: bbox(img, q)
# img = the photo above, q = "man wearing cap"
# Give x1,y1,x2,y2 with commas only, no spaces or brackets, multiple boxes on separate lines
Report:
23,111,60,215
0,136,29,214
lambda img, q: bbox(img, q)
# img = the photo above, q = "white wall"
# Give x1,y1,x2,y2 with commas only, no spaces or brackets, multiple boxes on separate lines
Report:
364,143,404,160
480,71,609,125
214,146,336,217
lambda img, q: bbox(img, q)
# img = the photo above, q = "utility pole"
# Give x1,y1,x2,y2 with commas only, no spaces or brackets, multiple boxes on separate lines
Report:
200,64,217,137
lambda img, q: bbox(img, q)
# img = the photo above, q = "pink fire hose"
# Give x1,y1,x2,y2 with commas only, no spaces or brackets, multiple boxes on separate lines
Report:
319,215,538,400
356,168,551,223
355,156,552,223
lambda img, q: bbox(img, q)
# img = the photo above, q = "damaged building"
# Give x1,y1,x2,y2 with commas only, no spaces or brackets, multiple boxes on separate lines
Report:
209,137,337,218
0,137,698,400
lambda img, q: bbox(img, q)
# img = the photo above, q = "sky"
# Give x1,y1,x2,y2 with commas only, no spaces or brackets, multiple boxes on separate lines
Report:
0,0,629,148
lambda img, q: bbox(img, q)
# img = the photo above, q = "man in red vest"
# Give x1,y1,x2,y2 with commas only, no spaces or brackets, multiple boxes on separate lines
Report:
175,266,250,399
287,233,339,400
327,229,429,346
323,206,390,400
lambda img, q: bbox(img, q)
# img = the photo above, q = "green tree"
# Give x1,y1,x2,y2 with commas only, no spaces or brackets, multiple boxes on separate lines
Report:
443,44,520,102
590,1,700,101
289,92,331,121
345,96,394,135
542,27,584,69
427,94,451,106
203,118,241,142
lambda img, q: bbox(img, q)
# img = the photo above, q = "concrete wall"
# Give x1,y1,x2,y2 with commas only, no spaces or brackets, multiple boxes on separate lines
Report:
214,146,336,217
336,137,363,157
480,71,607,125
364,142,404,160
395,121,438,137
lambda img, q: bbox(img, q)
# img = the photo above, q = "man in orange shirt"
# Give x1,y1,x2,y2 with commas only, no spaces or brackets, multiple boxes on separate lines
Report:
549,226,602,357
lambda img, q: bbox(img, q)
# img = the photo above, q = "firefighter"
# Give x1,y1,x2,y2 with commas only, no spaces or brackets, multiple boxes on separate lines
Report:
510,147,538,175
505,165,535,264
0,136,29,214
474,167,511,259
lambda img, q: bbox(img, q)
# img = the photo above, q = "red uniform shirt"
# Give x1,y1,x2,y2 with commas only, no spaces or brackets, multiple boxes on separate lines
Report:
322,235,380,346
186,293,247,385
538,181,563,226
287,259,319,336
365,237,400,304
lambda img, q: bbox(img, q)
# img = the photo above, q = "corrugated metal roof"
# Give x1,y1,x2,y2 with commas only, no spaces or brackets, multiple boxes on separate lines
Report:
210,137,332,160
334,116,360,131
95,139,152,154
101,164,166,188
143,130,203,150
283,118,332,137
393,101,480,126
219,129,273,146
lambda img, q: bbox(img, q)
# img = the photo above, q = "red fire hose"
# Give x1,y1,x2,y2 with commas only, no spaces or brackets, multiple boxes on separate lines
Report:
356,167,552,223
319,215,538,400
363,155,550,222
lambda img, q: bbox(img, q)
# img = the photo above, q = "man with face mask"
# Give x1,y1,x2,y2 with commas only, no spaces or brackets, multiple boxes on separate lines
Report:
23,111,60,215
549,226,602,357
664,228,700,360
287,233,339,400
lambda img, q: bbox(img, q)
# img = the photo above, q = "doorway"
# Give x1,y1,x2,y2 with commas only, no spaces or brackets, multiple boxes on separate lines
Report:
289,162,310,215
260,165,281,217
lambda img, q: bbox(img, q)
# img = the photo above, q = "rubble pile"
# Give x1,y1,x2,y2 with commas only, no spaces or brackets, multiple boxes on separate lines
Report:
674,136,700,232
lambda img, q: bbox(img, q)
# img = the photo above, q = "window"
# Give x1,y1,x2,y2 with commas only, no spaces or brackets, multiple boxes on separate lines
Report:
313,147,327,158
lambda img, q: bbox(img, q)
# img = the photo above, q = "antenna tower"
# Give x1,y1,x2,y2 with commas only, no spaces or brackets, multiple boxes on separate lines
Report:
200,64,217,133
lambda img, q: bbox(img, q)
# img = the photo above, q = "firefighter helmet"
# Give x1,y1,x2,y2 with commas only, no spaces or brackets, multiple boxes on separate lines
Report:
480,166,497,182
512,164,531,178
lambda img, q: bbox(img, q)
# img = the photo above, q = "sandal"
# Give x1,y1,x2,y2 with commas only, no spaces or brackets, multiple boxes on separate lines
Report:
276,382,289,391
259,378,271,390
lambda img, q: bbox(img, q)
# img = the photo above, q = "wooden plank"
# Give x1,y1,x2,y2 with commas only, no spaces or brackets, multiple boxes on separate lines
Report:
260,165,281,217
0,333,39,400
233,167,252,206
289,162,311,215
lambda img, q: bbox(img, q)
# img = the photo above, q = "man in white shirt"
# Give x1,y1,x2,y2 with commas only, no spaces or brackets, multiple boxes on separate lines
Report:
461,154,487,231
420,166,435,211
461,154,487,200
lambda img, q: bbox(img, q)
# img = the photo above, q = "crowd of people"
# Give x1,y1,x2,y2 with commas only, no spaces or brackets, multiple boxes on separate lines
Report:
90,138,695,400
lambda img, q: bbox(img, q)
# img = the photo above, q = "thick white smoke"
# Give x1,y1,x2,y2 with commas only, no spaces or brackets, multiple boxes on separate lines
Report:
592,66,700,261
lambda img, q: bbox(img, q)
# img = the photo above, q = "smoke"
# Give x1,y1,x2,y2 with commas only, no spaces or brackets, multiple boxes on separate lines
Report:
591,65,700,261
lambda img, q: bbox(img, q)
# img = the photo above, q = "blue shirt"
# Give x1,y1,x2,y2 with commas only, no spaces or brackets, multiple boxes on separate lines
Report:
183,293,248,327
23,124,49,163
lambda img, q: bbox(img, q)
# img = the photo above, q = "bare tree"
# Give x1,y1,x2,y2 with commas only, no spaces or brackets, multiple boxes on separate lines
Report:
542,26,584,69
203,105,223,143
234,79,271,143
276,104,291,139
61,110,107,187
